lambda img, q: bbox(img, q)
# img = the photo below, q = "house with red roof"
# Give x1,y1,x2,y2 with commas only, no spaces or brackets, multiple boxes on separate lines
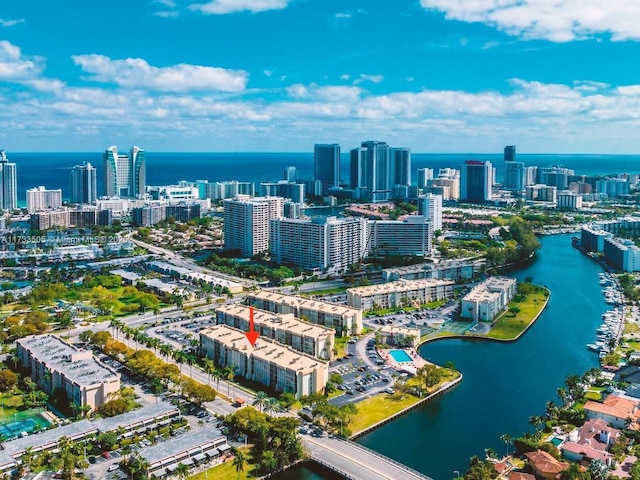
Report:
583,394,640,429
508,472,536,480
523,450,570,480
562,418,620,466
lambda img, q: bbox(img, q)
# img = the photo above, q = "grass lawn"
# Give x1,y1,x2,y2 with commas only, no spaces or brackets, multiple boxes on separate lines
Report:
300,286,348,296
188,447,258,480
334,337,348,358
0,393,24,419
348,393,422,434
624,323,640,335
482,287,549,340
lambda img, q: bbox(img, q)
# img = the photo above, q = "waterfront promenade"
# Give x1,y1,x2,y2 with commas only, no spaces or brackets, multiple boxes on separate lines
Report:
302,434,432,480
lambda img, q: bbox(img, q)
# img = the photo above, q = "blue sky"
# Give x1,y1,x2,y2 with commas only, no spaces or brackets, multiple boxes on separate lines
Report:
1,0,640,153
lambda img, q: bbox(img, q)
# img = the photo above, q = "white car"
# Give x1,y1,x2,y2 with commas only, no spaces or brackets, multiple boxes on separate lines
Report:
108,464,120,472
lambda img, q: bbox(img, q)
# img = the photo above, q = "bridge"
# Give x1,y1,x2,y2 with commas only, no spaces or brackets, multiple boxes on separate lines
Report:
302,434,432,480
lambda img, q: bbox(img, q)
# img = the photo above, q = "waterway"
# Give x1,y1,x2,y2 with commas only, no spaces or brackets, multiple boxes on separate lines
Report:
274,233,607,480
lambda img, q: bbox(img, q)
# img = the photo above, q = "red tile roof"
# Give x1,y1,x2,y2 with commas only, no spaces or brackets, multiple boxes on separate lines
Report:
524,450,569,475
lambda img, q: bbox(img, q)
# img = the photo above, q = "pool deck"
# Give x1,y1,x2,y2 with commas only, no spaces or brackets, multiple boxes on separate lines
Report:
377,347,428,374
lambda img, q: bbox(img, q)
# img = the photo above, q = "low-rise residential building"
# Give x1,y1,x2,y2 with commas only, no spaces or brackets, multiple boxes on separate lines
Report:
382,259,482,283
460,276,518,322
247,290,363,336
141,428,229,478
583,394,640,429
377,325,420,348
523,450,570,480
146,260,243,294
16,334,120,411
200,324,328,399
215,304,335,360
346,279,454,310
562,418,620,466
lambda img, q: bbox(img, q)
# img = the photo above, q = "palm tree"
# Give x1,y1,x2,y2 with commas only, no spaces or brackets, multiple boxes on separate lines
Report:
232,448,248,480
253,391,269,412
225,364,236,398
500,433,512,458
175,462,189,479
203,358,216,387
213,368,224,392
264,397,281,416
21,447,34,473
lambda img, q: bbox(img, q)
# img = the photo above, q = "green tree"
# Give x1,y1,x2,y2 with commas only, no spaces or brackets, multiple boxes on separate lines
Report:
233,448,248,480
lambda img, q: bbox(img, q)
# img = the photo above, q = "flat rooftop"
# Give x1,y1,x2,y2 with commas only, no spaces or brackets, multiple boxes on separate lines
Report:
93,402,179,433
484,276,517,290
2,419,97,458
201,325,327,372
216,304,334,338
383,258,481,274
17,335,119,387
141,428,225,465
379,325,421,337
249,290,361,316
347,279,453,296
2,402,179,458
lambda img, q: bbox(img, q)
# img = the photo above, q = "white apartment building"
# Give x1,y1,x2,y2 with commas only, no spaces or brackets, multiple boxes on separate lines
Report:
200,324,328,399
247,290,363,336
223,195,284,257
526,184,557,203
347,279,454,310
26,186,63,213
269,216,367,272
603,237,640,272
215,304,336,359
16,334,120,411
460,276,518,322
557,191,583,210
382,258,481,283
417,194,443,232
368,216,433,257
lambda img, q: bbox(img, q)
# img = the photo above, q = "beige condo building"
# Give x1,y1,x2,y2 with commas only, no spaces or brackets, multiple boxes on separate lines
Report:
215,304,335,359
200,324,328,399
247,290,363,336
347,279,454,310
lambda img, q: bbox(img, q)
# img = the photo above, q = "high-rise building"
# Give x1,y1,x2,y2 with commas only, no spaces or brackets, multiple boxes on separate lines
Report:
269,216,367,272
0,150,17,211
103,146,146,198
350,141,391,202
504,161,526,191
416,168,433,189
314,144,341,194
70,163,97,204
460,160,492,203
418,194,443,231
391,148,411,186
223,196,284,257
504,145,516,162
26,186,63,213
368,216,433,257
260,181,305,205
283,166,297,182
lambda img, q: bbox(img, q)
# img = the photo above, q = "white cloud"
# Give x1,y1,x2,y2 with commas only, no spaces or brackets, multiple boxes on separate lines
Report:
263,70,273,77
0,18,25,27
189,0,291,15
340,74,350,81
353,74,384,85
335,12,352,19
71,54,248,92
0,41,43,79
420,0,640,42
154,10,181,18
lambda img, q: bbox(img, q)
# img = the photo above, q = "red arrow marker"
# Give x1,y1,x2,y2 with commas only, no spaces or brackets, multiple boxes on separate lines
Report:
245,306,260,347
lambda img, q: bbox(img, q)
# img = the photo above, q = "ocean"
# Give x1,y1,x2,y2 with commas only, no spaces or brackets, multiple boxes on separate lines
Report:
10,152,640,204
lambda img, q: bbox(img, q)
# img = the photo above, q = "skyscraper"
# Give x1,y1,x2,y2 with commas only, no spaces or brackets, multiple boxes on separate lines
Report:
71,163,97,204
504,145,516,162
416,168,433,189
0,150,17,211
460,160,492,203
283,166,297,182
418,193,443,232
26,186,63,213
223,196,284,257
391,148,411,186
314,144,340,194
103,146,146,198
504,161,526,191
350,140,391,202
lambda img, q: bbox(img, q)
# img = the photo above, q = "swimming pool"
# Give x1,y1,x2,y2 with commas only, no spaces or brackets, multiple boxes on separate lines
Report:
389,349,413,363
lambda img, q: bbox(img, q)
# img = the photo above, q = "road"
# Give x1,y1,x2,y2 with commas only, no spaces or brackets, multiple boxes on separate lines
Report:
302,434,432,480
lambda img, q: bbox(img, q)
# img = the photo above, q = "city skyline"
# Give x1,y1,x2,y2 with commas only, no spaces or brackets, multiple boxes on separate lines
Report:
1,2,640,153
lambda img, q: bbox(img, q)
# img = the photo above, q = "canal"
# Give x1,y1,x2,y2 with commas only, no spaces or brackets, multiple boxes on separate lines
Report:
276,233,607,480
